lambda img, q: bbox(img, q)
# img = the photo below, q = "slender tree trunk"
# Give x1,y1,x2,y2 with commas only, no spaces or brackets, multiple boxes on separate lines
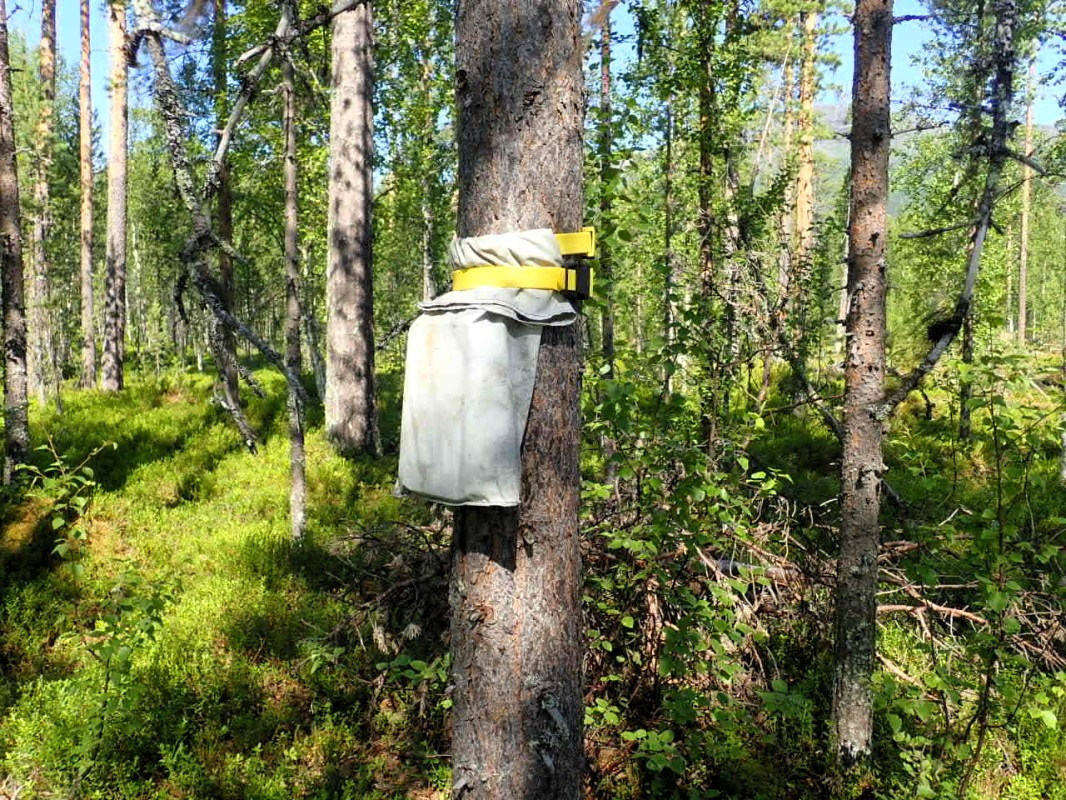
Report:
599,4,615,378
421,181,436,302
1017,60,1034,345
79,0,96,388
777,37,795,301
1060,222,1066,484
419,46,438,304
1006,222,1014,334
832,0,891,766
959,308,975,439
325,0,379,455
662,98,676,394
214,0,239,406
449,0,585,796
102,0,128,392
794,9,817,270
598,2,618,482
0,0,28,483
29,0,56,408
281,17,306,541
696,6,718,452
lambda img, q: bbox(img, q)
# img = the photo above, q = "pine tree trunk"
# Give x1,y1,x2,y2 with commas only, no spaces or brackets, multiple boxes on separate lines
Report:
0,0,28,483
214,0,239,407
325,0,379,455
29,0,56,408
102,0,128,392
832,0,891,766
1017,61,1034,345
281,15,306,541
79,0,95,387
777,38,795,303
449,1,585,796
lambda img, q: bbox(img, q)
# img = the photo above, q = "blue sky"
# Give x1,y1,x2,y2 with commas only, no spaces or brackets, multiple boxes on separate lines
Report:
6,0,1063,161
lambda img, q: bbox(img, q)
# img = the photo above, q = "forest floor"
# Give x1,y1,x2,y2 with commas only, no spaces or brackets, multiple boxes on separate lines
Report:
0,368,453,800
0,358,1064,800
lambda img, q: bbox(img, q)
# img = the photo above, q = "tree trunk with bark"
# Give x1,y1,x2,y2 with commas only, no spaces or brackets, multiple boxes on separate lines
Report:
696,5,718,452
959,309,975,440
79,0,95,387
832,0,891,766
29,0,56,408
0,0,28,483
325,0,379,456
598,1,615,378
281,16,306,540
102,0,128,392
214,0,239,407
1018,61,1034,345
449,0,585,796
794,9,817,270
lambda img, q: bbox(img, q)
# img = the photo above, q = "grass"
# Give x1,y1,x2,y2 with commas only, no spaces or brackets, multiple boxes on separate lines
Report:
0,369,448,800
0,355,1064,799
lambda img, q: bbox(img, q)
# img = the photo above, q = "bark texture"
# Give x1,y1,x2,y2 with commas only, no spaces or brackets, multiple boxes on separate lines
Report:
102,0,128,392
0,0,29,483
1018,62,1034,344
282,26,306,540
599,4,615,378
450,0,585,796
29,0,56,407
325,0,379,455
832,0,891,766
214,0,239,407
79,0,95,387
794,9,817,268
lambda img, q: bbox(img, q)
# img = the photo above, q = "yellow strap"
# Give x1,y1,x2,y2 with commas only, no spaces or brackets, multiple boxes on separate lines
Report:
453,265,580,292
554,227,596,258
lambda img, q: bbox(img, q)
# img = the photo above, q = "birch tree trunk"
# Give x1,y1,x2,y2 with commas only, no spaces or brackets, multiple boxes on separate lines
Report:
102,0,128,392
214,0,239,407
449,0,585,796
1018,61,1034,345
79,0,95,387
696,6,717,451
832,0,891,766
29,0,56,407
282,16,306,541
0,0,28,483
325,0,379,455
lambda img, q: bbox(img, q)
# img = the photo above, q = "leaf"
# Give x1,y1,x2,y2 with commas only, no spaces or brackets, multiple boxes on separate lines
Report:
986,591,1009,613
1033,709,1057,729
621,615,635,629
51,517,66,530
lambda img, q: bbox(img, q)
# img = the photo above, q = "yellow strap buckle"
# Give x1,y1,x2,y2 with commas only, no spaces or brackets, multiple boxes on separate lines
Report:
554,227,596,259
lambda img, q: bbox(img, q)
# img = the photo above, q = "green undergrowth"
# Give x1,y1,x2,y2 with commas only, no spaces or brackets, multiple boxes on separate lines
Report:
0,369,449,800
0,351,1063,799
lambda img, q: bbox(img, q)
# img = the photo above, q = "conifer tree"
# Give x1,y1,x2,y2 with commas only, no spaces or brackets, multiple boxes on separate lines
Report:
449,0,585,795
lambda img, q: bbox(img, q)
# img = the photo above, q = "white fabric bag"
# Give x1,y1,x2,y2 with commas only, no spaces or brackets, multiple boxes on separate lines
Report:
397,229,577,506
